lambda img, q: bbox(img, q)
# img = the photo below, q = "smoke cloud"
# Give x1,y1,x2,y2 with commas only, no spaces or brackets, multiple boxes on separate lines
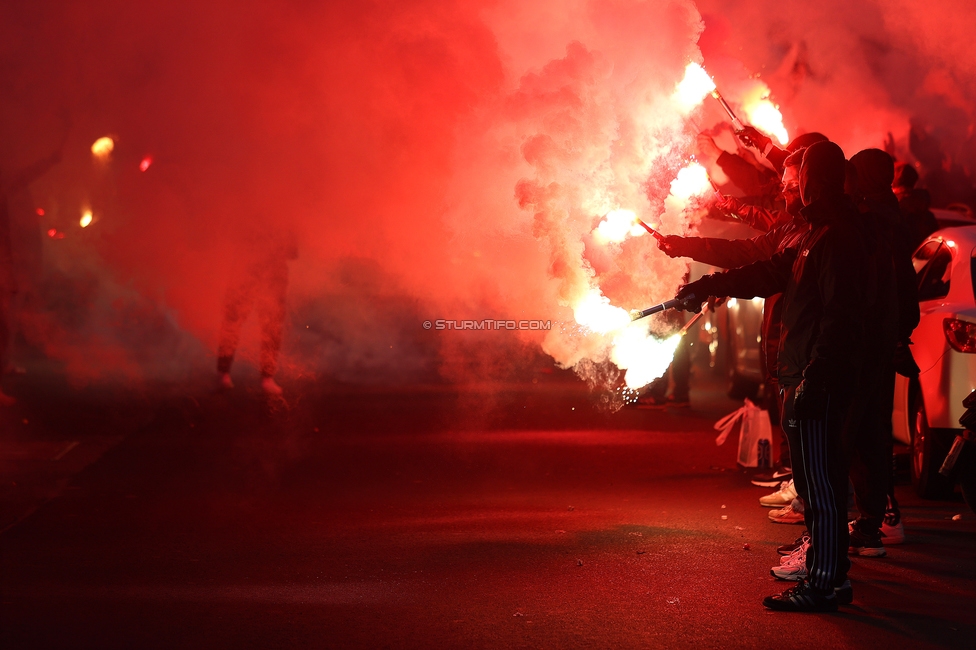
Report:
0,0,972,387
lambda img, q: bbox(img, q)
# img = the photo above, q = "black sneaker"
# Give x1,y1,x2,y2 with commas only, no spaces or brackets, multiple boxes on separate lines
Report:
849,524,886,557
763,579,838,612
751,466,793,487
777,531,810,556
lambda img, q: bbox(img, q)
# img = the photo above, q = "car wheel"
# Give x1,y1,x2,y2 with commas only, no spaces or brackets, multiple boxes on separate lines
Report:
909,387,954,499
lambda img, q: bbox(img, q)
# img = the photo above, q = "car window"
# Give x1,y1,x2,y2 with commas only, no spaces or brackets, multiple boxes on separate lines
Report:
915,241,952,301
913,240,941,274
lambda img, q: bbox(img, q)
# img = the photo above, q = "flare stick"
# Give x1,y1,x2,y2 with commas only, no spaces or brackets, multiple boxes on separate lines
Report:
710,90,745,132
630,298,707,322
636,219,665,242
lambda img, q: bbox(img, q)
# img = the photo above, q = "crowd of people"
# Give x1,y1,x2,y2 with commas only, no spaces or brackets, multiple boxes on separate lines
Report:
655,125,926,612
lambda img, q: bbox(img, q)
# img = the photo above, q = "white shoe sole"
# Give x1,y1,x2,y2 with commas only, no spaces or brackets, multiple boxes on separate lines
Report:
849,546,886,557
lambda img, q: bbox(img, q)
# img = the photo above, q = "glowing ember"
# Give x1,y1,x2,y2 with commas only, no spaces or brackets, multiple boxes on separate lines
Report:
47,228,57,238
594,209,645,244
610,326,682,389
36,208,45,216
80,210,93,228
674,63,716,112
573,289,631,335
139,156,153,172
669,162,711,201
91,137,114,160
742,85,789,145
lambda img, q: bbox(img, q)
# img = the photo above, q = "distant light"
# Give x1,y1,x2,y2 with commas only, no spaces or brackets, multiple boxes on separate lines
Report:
80,210,93,228
91,137,114,160
36,208,45,216
139,156,153,172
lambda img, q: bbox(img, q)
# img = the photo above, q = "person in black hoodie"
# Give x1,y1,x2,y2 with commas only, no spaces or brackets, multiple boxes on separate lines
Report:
674,141,865,612
847,149,920,553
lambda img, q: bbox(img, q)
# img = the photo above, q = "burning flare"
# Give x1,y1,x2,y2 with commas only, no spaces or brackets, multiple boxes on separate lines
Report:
741,83,789,145
669,162,711,201
674,63,716,112
611,328,682,389
569,288,684,389
573,289,631,335
594,209,645,244
80,210,93,228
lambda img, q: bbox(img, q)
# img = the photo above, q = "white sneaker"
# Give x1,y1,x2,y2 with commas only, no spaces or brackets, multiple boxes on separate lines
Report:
780,538,811,565
771,556,808,580
218,372,234,389
881,510,905,545
769,502,806,524
760,479,797,507
261,376,283,395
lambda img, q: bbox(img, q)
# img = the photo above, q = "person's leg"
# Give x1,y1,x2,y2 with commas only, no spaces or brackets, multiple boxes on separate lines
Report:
257,267,288,394
257,294,285,380
781,384,806,499
800,390,853,592
217,282,255,377
849,364,891,532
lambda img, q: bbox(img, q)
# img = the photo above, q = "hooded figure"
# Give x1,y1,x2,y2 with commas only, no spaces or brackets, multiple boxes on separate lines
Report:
893,161,938,249
845,149,921,550
672,141,866,612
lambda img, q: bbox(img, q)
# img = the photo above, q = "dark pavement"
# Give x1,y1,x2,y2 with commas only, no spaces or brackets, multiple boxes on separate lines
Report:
2,370,975,649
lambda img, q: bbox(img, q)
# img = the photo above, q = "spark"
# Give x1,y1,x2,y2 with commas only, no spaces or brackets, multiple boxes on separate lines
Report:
80,210,93,228
91,137,114,160
139,156,153,172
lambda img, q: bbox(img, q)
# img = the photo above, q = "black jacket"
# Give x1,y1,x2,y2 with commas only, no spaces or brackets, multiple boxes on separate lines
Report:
666,218,809,380
701,195,866,388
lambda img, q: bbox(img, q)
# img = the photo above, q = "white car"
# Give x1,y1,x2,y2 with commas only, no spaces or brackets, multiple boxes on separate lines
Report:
893,225,976,497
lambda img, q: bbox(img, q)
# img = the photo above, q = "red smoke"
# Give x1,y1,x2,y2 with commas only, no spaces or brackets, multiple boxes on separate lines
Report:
0,0,973,386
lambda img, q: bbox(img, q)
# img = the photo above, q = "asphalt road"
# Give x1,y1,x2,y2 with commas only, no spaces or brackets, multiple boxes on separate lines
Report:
2,371,975,649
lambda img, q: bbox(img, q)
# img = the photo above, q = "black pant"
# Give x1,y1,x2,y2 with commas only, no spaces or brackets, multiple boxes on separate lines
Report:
766,378,790,468
782,383,852,590
847,361,896,530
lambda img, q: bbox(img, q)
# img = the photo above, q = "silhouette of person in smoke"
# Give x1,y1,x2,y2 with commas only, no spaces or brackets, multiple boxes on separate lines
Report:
892,162,938,249
0,144,65,405
216,231,298,395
